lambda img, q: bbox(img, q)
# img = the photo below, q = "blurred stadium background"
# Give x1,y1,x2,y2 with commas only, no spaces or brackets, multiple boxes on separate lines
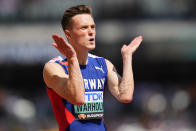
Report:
0,0,196,131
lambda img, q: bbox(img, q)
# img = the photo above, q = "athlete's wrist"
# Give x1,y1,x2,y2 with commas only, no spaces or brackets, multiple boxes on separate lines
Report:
67,56,78,63
122,54,133,62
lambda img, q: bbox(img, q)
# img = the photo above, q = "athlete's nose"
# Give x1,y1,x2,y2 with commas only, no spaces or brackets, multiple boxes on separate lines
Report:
88,27,95,36
88,29,93,36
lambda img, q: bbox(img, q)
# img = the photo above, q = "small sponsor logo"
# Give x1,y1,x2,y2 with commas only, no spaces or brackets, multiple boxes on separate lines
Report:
78,114,86,119
95,66,104,73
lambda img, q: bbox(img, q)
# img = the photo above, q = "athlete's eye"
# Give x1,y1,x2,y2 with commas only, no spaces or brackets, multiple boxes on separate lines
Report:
81,26,88,30
91,25,96,30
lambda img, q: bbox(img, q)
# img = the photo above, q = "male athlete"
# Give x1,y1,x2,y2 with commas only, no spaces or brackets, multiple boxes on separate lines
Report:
43,5,143,131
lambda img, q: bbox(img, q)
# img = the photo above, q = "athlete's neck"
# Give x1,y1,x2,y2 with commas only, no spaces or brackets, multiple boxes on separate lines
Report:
76,51,88,65
70,42,89,65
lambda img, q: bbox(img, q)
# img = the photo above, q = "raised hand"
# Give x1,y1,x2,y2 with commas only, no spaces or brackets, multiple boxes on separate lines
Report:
52,33,77,59
121,36,143,57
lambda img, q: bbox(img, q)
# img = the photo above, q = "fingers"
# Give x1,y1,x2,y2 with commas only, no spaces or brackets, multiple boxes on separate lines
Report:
52,34,61,44
52,33,71,49
128,35,143,48
52,33,59,39
52,34,65,46
121,35,143,55
52,33,64,40
51,33,76,58
52,43,57,48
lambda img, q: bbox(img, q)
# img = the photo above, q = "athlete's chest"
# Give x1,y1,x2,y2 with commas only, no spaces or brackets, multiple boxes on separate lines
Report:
80,61,107,92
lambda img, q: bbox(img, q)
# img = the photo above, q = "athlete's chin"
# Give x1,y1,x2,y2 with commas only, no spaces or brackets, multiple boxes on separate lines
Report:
87,45,96,51
87,43,96,50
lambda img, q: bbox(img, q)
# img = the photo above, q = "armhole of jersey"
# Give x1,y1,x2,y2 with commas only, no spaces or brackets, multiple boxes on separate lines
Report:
103,58,108,76
55,61,69,74
49,56,69,74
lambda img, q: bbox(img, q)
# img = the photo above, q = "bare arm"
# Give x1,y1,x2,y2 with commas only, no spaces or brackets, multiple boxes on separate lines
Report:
107,36,143,103
43,34,84,105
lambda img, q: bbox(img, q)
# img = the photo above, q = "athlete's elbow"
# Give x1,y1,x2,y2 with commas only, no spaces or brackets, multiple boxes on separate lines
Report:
67,83,85,105
74,99,85,105
119,96,133,103
121,98,133,103
72,94,85,105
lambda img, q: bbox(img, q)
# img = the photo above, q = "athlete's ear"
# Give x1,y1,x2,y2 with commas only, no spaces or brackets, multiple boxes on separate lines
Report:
64,29,71,40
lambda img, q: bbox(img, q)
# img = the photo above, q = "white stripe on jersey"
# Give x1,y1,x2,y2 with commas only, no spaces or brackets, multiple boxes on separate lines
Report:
49,56,63,63
88,53,102,58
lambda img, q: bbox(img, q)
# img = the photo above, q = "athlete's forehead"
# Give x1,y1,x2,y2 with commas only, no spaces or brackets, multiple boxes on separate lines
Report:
71,14,95,27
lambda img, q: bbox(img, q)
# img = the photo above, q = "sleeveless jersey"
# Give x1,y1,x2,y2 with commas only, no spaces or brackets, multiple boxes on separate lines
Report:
46,53,108,131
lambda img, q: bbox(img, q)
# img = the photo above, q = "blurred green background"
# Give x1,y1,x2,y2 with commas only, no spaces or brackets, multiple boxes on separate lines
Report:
0,0,196,131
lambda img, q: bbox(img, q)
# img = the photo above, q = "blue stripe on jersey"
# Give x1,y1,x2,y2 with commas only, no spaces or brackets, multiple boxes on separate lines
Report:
55,59,68,74
62,100,73,114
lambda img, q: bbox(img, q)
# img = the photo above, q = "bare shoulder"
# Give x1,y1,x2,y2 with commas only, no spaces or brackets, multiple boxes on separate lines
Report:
105,59,120,79
105,59,115,71
43,62,68,88
43,62,64,75
43,56,65,74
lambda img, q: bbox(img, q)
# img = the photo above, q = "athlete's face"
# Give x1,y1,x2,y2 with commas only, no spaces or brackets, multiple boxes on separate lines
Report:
66,14,96,51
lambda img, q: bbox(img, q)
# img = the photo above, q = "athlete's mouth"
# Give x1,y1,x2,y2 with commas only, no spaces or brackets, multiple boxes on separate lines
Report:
89,38,95,42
